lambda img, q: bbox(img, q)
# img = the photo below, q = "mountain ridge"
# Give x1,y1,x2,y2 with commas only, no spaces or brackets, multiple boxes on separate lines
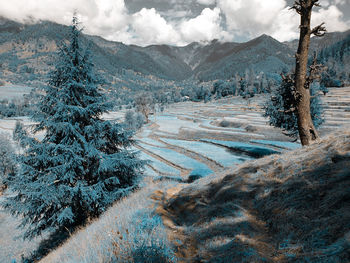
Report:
1,17,349,87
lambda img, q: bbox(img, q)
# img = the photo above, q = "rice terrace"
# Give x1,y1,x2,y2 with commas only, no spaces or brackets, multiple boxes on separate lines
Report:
0,0,350,262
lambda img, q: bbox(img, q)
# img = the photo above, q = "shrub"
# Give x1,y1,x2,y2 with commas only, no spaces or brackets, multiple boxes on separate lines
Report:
0,132,16,192
263,77,325,138
124,110,145,131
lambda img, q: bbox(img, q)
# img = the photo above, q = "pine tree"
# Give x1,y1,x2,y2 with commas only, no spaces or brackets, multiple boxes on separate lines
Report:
263,75,325,138
3,17,144,239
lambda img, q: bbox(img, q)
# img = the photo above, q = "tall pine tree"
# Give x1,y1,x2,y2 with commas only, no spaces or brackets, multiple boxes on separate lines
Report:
3,16,144,239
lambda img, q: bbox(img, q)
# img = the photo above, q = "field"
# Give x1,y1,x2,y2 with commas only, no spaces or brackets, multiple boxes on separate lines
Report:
0,85,33,100
0,87,349,262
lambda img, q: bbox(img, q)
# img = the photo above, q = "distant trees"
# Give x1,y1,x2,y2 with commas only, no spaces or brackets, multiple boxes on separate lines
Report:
318,34,350,87
291,0,326,145
211,80,235,99
0,89,40,118
0,98,31,117
3,17,144,240
191,86,211,102
0,133,16,192
211,71,272,100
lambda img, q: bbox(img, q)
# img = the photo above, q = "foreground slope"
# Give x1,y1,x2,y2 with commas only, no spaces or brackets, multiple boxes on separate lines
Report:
37,130,350,263
159,130,350,262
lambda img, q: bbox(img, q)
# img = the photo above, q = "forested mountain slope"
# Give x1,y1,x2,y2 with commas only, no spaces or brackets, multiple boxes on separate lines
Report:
0,17,295,86
1,17,349,92
318,33,350,86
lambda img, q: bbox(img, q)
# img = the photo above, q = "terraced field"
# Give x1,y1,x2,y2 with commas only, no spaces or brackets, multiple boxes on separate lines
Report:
133,87,350,182
0,87,349,262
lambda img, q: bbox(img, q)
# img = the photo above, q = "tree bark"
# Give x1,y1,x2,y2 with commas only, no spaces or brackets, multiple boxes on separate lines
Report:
293,0,324,146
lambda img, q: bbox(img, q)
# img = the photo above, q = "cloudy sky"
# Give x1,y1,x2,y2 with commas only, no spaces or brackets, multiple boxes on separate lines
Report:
1,0,349,46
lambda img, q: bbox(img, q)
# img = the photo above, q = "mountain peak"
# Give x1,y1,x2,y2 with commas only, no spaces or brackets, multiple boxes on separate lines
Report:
257,34,276,42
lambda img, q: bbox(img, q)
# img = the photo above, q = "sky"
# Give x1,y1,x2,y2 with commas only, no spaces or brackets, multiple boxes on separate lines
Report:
0,0,349,46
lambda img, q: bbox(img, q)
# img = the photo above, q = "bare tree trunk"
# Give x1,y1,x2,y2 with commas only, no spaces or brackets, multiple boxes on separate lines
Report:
292,0,326,146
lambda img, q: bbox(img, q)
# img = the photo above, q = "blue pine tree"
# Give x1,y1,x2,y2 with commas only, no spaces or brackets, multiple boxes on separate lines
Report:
263,75,325,138
3,16,144,239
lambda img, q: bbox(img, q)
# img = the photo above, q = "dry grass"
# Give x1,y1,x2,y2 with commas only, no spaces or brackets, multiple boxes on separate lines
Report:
159,130,350,262
38,179,178,263
19,130,350,263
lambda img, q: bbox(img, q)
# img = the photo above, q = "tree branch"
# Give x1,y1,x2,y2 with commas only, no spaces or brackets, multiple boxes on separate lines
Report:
311,22,326,37
305,52,326,88
290,1,302,14
312,0,321,7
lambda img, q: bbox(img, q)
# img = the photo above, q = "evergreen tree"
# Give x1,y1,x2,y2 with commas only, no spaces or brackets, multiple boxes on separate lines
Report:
263,75,325,138
3,17,144,239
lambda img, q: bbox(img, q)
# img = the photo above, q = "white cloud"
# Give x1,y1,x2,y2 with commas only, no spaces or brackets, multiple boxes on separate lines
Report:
0,0,128,27
217,0,287,39
217,0,350,42
334,0,348,5
130,8,182,46
270,3,350,42
0,0,349,45
197,0,216,5
0,0,129,39
180,7,229,43
312,5,350,32
270,7,299,42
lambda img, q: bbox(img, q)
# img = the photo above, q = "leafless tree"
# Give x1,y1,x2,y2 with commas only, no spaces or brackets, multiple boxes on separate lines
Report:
291,0,326,146
135,94,154,123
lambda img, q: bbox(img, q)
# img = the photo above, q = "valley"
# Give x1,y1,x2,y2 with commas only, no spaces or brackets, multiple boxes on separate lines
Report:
0,9,349,262
1,87,349,262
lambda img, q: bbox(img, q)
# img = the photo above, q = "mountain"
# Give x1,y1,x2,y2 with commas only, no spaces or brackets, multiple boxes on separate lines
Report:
284,30,350,53
0,18,179,83
192,35,294,81
318,32,350,86
0,17,295,86
1,17,349,89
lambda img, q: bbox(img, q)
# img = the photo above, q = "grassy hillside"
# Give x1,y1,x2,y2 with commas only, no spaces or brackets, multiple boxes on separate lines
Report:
34,129,350,263
158,130,350,262
36,179,178,263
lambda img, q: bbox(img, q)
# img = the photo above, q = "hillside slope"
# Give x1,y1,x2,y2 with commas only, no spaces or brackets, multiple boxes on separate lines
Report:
0,17,294,85
34,129,350,263
285,30,350,53
193,35,294,81
0,18,176,83
159,131,350,262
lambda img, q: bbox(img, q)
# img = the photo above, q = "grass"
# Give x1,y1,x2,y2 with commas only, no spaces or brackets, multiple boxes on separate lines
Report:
158,130,350,262
38,179,178,263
